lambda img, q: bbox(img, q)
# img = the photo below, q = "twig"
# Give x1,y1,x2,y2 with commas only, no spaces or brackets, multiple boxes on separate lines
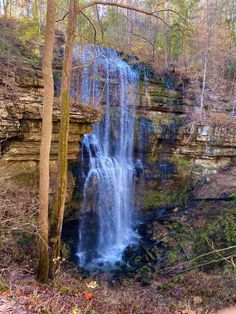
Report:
167,225,190,261
160,245,236,275
178,253,236,274
79,11,97,43
205,238,236,267
78,33,104,46
72,55,103,69
56,12,69,23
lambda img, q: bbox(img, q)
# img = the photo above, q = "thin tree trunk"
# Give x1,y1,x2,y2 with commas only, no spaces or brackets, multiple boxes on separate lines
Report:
37,0,56,283
200,0,210,122
95,5,104,42
164,0,170,67
3,0,10,19
232,84,236,117
199,48,208,121
49,0,78,280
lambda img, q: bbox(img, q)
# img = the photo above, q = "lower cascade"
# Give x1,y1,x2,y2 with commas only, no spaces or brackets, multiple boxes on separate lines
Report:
73,45,139,268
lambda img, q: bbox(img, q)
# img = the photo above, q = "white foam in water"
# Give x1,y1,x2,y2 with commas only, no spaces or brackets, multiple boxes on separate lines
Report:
73,45,139,269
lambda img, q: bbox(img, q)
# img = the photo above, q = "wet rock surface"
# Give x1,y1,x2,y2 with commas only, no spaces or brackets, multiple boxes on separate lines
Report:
62,206,180,284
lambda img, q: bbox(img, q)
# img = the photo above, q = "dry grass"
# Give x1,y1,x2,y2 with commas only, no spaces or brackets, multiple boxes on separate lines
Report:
0,171,39,268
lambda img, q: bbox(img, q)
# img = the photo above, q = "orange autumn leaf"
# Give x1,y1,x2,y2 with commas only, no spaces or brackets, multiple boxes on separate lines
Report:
83,290,93,300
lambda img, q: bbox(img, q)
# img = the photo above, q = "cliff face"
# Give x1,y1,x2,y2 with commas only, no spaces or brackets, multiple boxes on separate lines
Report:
133,75,236,213
0,101,100,162
0,65,102,179
0,55,235,214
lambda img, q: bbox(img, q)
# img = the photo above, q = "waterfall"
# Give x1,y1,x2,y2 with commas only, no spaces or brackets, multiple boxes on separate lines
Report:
73,45,139,268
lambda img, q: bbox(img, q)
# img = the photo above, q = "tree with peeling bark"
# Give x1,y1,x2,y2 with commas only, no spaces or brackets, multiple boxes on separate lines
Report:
37,0,56,283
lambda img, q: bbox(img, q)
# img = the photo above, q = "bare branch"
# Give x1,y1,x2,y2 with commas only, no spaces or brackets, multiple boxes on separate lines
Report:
160,245,236,275
72,55,103,69
130,31,161,57
79,11,98,43
151,9,187,23
78,33,103,45
72,44,118,70
56,12,69,23
79,1,186,26
80,1,167,12
205,237,236,267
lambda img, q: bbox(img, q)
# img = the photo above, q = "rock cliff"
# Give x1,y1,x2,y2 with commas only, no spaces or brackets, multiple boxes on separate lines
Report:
0,64,102,179
0,53,235,214
132,73,236,213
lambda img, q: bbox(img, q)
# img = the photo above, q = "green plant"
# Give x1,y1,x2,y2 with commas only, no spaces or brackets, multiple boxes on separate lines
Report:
17,232,33,248
170,155,192,174
71,305,79,314
60,286,70,294
168,251,178,264
142,190,177,209
193,207,236,270
17,19,40,44
0,279,8,292
142,185,191,209
157,276,182,291
140,265,149,274
230,192,236,200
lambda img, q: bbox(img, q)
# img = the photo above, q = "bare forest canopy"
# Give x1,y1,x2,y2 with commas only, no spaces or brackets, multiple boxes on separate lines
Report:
0,0,236,66
1,1,236,116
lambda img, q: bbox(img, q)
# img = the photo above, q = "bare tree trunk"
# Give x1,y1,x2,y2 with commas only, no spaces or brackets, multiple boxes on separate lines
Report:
49,0,78,280
200,0,210,122
232,82,236,117
95,5,104,42
164,0,170,68
3,0,10,19
37,0,56,283
199,47,208,121
33,0,41,34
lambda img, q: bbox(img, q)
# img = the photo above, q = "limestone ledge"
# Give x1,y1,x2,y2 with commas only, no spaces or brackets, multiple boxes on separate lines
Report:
133,79,236,212
0,100,102,161
135,80,236,162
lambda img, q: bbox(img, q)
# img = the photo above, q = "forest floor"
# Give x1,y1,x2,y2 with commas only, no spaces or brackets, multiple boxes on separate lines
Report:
0,262,236,314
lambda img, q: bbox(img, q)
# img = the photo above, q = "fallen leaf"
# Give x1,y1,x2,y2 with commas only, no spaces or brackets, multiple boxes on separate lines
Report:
86,281,98,289
193,296,203,305
83,291,93,301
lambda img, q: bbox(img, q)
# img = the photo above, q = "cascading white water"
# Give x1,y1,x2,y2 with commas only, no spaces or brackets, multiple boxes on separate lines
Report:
73,45,139,268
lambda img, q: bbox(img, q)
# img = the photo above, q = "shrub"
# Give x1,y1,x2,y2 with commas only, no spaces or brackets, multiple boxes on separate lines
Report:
193,207,236,270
